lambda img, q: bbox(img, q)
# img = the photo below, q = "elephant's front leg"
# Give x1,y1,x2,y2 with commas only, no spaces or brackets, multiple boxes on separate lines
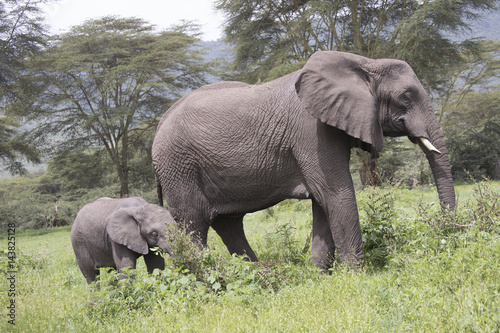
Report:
310,184,364,269
324,187,364,268
111,243,141,279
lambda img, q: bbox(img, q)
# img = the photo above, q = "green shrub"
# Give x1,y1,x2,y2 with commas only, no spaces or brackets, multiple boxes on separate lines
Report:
416,179,499,238
468,179,500,233
85,221,322,321
359,187,399,268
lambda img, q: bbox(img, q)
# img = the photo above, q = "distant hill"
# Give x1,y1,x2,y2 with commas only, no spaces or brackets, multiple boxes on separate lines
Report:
200,40,233,61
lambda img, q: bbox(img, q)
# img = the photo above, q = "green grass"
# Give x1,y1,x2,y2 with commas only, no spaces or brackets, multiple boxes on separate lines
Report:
1,182,499,332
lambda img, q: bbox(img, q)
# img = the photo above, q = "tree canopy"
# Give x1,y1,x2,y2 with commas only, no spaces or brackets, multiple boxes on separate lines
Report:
216,0,498,88
0,0,47,90
0,0,47,174
25,17,213,196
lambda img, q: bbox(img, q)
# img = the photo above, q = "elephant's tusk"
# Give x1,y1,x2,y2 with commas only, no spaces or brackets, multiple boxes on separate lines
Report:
419,138,441,154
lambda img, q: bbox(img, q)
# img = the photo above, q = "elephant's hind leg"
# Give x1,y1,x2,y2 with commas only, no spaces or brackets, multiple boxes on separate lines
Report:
211,214,258,261
311,200,336,270
74,242,98,284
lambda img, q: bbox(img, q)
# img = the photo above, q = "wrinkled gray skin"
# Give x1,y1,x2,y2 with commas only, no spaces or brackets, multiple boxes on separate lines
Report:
71,197,175,284
152,51,455,269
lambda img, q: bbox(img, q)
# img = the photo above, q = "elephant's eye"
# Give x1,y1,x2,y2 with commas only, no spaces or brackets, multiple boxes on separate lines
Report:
151,231,159,238
400,91,413,106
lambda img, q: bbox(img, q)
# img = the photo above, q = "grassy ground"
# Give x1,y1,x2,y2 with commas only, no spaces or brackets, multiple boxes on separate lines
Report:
1,182,499,332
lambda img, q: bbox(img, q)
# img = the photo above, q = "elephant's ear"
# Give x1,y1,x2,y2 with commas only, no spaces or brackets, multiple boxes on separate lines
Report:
106,207,149,255
295,51,383,155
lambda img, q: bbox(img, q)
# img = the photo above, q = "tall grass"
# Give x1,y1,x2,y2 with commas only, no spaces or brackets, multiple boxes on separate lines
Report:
1,181,499,332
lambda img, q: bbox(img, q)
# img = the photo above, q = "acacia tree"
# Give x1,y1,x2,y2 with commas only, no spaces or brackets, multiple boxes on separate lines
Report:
27,17,212,196
0,0,47,174
217,0,497,87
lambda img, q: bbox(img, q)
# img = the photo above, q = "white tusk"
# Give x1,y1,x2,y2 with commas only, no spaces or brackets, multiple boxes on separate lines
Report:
419,138,441,154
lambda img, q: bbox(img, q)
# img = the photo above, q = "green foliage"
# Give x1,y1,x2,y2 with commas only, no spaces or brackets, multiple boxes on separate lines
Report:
164,222,314,295
0,0,47,89
0,172,157,232
0,245,47,274
0,0,46,175
46,149,114,191
437,42,500,181
88,267,213,319
85,226,317,321
359,188,398,268
417,179,499,238
436,41,500,128
0,116,41,175
250,200,313,264
469,180,500,232
263,60,307,82
44,129,156,197
448,117,500,180
357,180,499,270
0,175,77,231
268,222,311,263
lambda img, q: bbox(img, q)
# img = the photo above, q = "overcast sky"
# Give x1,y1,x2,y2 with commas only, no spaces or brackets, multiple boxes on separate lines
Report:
42,0,225,41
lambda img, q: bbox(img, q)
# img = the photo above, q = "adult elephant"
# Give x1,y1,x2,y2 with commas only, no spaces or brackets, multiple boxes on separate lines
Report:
152,51,455,269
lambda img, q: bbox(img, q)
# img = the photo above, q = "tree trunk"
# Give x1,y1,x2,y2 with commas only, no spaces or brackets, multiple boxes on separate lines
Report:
494,155,500,180
119,166,129,198
356,149,382,187
360,155,382,186
118,131,129,198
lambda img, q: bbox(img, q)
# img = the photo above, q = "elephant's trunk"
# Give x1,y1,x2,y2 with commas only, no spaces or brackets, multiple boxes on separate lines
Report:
158,239,173,257
418,122,456,210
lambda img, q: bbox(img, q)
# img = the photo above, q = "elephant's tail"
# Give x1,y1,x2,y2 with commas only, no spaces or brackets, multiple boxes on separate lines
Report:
155,171,164,207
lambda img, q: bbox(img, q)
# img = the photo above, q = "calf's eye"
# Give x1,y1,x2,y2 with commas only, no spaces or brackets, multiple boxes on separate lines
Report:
151,231,158,238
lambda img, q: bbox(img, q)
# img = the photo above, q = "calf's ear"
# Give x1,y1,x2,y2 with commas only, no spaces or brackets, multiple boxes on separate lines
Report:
106,207,149,255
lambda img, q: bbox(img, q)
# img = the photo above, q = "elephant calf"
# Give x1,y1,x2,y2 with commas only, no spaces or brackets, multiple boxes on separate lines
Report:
71,197,175,284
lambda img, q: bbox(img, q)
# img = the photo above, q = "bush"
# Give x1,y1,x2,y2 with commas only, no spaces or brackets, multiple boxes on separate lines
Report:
359,187,399,269
469,180,500,232
85,220,322,320
416,179,499,238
